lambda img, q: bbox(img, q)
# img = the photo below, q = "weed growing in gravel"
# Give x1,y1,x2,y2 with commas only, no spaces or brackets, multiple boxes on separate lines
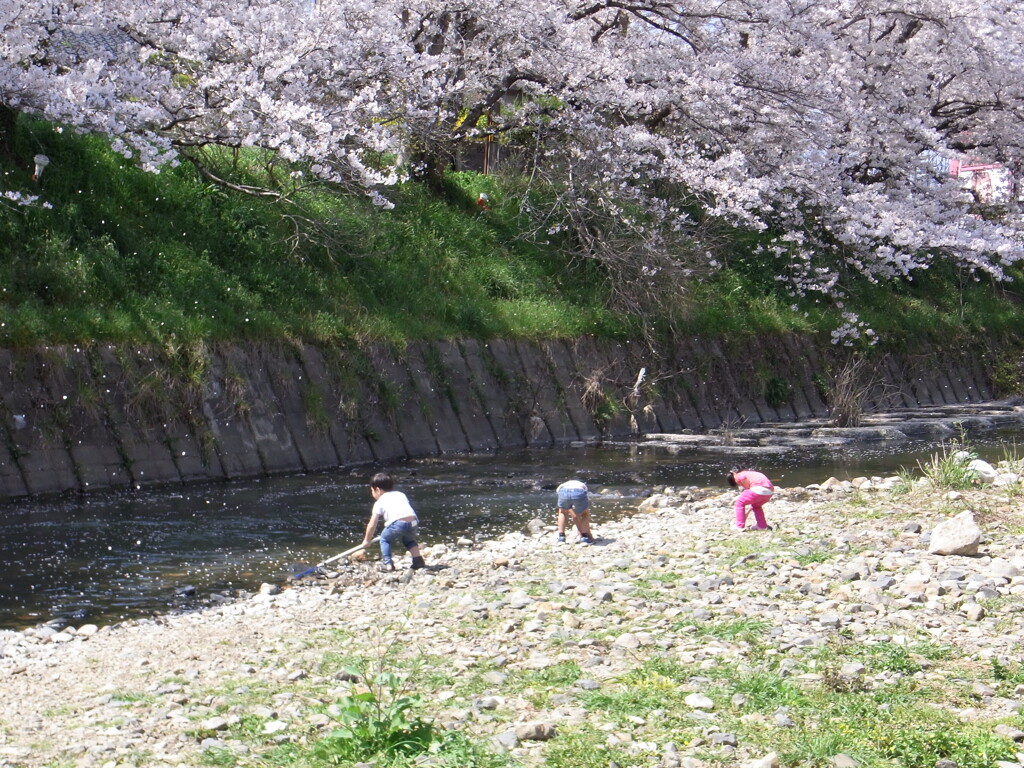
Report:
646,571,685,584
522,582,548,597
725,676,1019,768
193,712,267,749
253,741,305,766
199,745,238,766
918,435,978,490
312,669,436,765
907,640,958,661
784,727,853,765
999,446,1024,500
108,690,157,704
544,723,633,768
452,661,507,698
793,548,833,566
160,674,190,686
409,656,457,690
632,578,678,600
725,669,808,712
213,681,278,713
857,641,923,675
815,637,938,678
316,650,362,677
991,657,1024,691
41,706,76,718
872,721,1014,767
636,655,701,682
890,469,918,495
978,594,1015,614
847,490,869,507
713,536,764,559
689,617,771,644
430,730,515,768
582,668,686,724
505,661,581,706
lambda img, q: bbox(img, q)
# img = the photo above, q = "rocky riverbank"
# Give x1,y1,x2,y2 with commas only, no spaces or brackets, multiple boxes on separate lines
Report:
2,467,1024,768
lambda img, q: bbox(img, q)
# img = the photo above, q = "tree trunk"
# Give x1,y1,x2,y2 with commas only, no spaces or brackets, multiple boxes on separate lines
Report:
0,103,18,161
409,146,455,195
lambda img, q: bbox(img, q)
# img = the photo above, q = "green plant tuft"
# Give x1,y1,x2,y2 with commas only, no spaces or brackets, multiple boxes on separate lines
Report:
916,433,978,490
314,669,436,764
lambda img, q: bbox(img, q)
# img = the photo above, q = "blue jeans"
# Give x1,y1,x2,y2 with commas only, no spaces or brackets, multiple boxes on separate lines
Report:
557,489,590,512
380,520,418,566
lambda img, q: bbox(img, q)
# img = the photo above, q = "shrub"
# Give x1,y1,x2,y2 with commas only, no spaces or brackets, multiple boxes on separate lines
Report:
313,670,436,764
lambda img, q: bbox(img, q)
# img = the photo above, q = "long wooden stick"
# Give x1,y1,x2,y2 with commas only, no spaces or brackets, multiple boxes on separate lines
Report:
319,536,379,567
292,536,379,578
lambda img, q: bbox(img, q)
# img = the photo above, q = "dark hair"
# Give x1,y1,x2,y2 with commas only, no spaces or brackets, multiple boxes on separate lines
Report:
370,472,394,492
726,467,746,487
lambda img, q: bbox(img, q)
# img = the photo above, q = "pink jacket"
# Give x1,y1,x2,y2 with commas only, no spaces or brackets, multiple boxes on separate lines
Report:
734,470,774,493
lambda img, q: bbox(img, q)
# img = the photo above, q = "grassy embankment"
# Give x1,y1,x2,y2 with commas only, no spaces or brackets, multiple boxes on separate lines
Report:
1,118,1023,357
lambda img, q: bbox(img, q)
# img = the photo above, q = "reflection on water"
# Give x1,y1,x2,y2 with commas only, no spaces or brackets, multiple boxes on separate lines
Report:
0,434,1019,630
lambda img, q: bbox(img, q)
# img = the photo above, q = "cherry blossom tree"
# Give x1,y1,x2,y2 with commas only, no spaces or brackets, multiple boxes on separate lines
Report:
3,0,1023,317
540,0,1024,308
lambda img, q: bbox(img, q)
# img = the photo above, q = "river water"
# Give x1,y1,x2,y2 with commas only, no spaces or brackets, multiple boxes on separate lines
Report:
0,432,1020,631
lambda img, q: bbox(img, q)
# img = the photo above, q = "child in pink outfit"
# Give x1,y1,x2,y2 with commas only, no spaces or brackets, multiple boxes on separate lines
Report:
727,468,774,530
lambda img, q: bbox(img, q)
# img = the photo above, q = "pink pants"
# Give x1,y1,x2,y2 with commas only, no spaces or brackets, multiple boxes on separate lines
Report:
735,489,771,529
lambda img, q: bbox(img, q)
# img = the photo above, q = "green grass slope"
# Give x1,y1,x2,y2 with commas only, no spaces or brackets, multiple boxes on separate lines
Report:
1,118,1023,356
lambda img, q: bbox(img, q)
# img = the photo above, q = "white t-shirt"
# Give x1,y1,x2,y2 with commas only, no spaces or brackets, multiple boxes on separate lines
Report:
372,490,418,526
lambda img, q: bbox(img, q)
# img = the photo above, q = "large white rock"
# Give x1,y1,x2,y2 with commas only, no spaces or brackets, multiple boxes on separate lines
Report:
967,459,997,484
928,510,982,556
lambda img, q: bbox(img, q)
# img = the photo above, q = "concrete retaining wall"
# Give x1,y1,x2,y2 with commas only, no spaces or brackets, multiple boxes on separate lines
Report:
0,336,1000,502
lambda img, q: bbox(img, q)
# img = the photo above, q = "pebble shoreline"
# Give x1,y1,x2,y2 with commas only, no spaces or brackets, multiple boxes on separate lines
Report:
2,473,1024,768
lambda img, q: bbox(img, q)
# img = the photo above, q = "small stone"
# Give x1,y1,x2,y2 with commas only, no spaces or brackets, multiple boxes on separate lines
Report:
492,731,520,750
965,603,986,621
685,693,715,710
514,722,556,741
994,724,1024,741
201,717,228,731
614,633,641,649
743,753,780,768
774,713,796,727
972,681,996,697
482,670,508,685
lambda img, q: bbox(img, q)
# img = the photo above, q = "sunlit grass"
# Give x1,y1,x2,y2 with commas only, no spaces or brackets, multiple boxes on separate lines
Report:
689,617,771,643
4,115,1024,351
544,724,633,768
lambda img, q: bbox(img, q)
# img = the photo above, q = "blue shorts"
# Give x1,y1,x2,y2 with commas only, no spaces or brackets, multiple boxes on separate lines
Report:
379,520,418,565
557,489,590,512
